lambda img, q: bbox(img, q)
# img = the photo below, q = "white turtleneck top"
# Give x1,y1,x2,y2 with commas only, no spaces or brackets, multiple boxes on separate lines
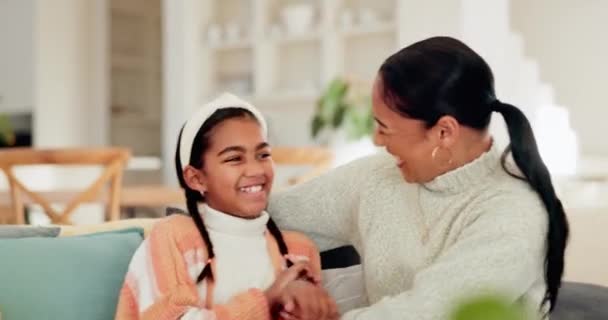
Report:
202,205,275,304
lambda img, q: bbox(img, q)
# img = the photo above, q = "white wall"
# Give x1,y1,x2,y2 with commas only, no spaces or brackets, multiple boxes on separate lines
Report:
0,0,35,114
34,0,108,147
511,0,608,156
161,0,204,184
397,0,461,46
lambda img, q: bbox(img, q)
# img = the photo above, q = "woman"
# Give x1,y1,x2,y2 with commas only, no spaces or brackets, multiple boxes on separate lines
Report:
269,37,568,319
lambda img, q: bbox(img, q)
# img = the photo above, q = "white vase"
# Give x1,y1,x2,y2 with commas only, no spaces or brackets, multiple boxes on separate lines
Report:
329,131,379,167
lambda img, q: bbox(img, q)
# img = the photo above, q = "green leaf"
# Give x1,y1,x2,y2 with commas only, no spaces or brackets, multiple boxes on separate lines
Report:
343,103,373,140
363,103,375,136
345,109,362,140
0,114,15,146
317,79,348,123
450,295,530,320
311,115,324,138
331,104,347,128
311,77,375,140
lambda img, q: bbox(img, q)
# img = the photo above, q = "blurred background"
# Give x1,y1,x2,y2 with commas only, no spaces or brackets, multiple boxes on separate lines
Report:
0,0,607,293
1,0,607,211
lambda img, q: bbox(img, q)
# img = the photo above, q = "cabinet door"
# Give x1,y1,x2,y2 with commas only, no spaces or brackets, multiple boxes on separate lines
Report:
110,0,162,156
0,0,34,114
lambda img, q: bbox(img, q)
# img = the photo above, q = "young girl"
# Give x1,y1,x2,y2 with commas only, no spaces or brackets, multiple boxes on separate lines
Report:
115,93,337,320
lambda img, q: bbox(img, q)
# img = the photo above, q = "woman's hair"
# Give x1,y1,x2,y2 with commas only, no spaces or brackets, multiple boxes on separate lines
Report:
175,107,293,283
378,36,568,312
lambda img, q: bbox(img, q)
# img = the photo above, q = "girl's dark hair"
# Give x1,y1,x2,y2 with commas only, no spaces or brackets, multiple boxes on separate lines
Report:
379,36,568,312
175,107,293,283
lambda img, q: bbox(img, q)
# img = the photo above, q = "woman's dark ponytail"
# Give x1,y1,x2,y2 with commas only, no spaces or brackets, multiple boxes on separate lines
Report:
493,100,569,311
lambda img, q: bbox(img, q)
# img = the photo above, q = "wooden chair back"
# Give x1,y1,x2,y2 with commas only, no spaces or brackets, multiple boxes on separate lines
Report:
0,147,130,224
271,147,333,185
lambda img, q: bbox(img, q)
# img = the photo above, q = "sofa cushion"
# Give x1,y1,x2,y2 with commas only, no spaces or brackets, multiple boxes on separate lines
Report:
0,228,143,320
0,225,60,238
322,264,368,314
320,246,366,314
552,282,608,320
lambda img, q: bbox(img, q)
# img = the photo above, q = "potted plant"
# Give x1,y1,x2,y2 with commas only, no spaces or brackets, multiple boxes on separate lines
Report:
311,78,374,142
310,77,376,166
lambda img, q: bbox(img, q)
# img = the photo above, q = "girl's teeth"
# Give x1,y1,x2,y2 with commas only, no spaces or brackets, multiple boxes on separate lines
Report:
241,185,263,193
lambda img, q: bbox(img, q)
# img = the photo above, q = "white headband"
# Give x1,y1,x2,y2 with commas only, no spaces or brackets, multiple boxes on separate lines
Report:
179,92,268,170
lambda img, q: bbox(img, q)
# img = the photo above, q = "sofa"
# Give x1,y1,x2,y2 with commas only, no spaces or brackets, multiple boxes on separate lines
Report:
0,220,155,320
1,218,607,320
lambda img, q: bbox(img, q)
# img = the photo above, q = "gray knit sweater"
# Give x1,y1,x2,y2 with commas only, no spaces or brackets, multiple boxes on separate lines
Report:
268,143,548,319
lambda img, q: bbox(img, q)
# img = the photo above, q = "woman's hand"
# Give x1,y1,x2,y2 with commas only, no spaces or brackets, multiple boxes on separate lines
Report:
277,280,339,320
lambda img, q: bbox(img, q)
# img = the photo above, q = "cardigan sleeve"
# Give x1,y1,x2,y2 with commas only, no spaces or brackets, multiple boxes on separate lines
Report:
115,216,272,320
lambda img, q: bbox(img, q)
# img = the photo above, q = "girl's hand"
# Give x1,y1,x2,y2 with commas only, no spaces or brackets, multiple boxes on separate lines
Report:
265,261,316,310
277,280,339,320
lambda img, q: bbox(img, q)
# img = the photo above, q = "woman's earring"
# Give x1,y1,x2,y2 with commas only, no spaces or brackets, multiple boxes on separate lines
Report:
431,146,454,169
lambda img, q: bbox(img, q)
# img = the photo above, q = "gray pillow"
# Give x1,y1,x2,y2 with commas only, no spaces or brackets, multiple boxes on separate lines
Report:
0,225,61,238
322,264,368,314
552,282,608,320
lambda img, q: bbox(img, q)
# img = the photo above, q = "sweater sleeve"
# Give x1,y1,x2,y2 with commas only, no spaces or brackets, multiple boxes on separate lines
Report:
268,155,380,251
341,201,548,320
115,217,271,320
